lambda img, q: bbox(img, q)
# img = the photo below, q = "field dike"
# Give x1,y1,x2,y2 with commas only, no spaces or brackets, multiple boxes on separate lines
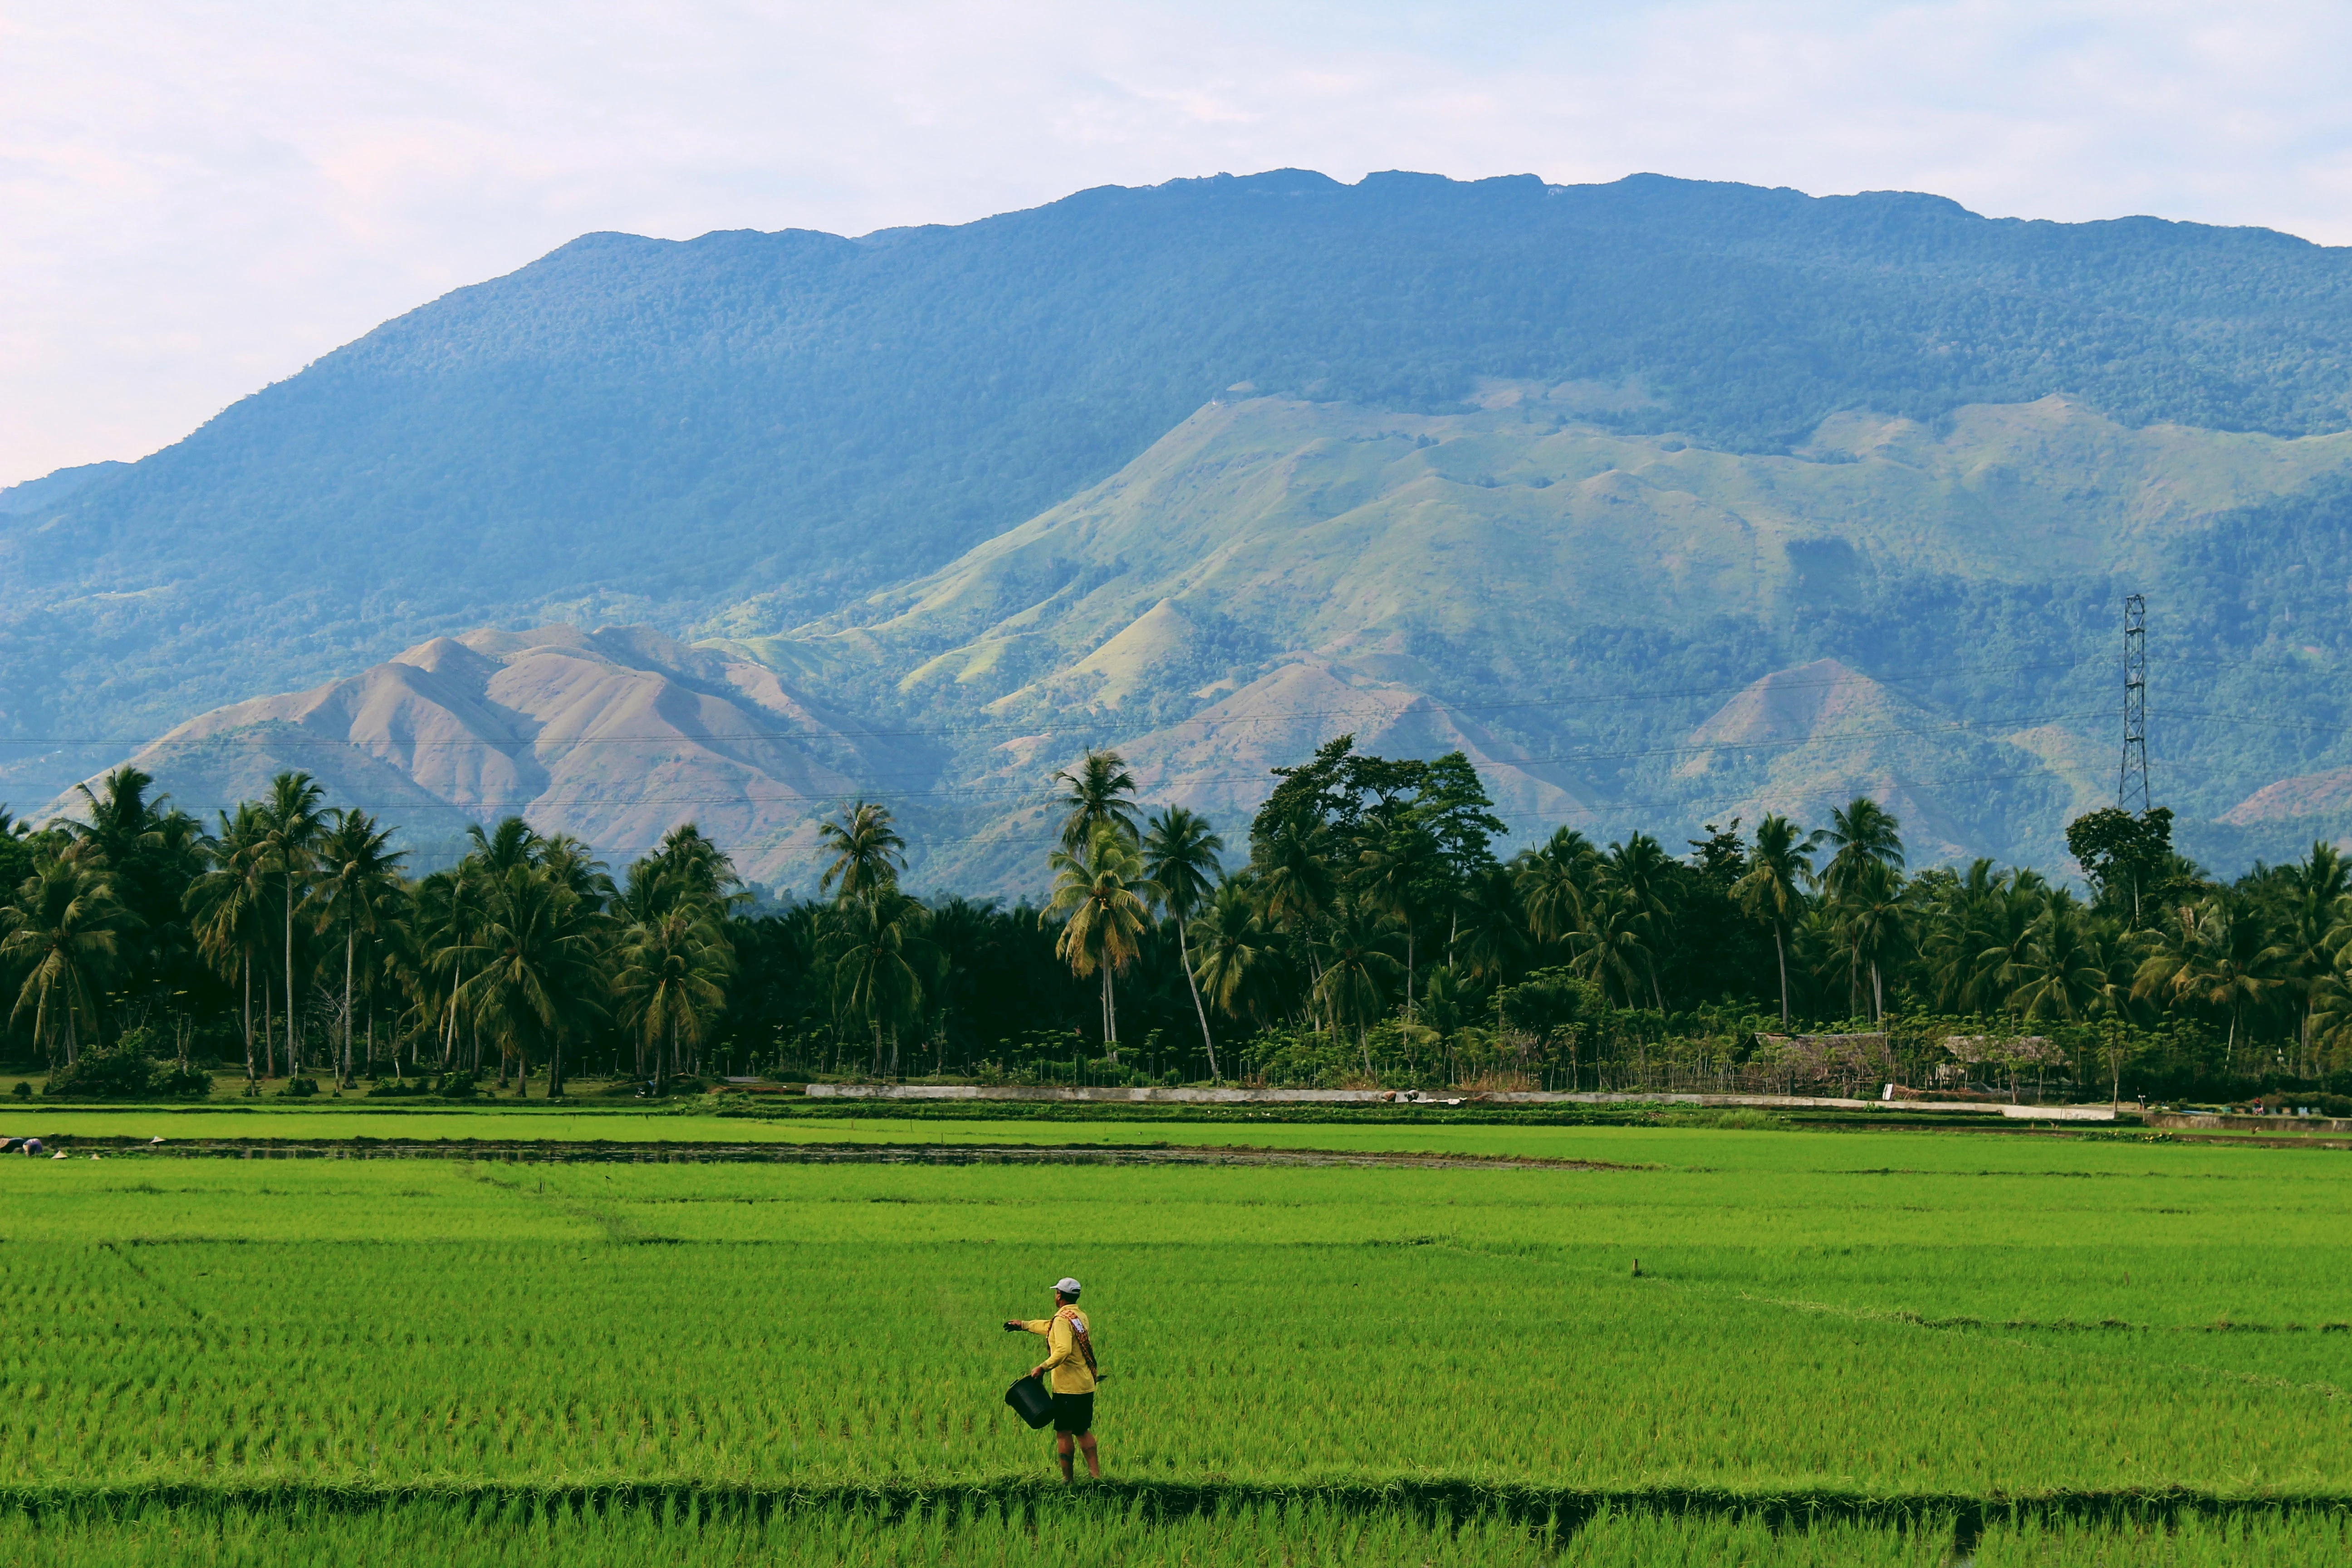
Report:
39,1136,1637,1171
3,1479,2347,1544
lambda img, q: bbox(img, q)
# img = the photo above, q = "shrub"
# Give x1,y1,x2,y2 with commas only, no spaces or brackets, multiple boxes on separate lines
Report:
41,1047,210,1100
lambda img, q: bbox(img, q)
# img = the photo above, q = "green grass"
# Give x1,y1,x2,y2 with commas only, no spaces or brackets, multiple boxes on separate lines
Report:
5,1124,2347,1556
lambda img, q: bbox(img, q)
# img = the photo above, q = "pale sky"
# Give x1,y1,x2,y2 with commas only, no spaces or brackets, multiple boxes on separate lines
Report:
5,0,2350,486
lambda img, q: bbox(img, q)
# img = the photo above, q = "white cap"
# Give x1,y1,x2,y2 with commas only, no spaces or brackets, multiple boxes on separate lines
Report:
1054,1277,1083,1295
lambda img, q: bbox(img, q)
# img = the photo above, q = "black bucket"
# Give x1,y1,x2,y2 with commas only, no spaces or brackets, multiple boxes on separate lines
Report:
1004,1374,1054,1429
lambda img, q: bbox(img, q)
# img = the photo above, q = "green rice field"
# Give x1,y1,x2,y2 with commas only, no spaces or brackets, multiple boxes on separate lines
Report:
4,1118,2349,1560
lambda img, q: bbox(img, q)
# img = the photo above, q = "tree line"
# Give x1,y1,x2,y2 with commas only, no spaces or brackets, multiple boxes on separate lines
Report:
3,741,2347,1100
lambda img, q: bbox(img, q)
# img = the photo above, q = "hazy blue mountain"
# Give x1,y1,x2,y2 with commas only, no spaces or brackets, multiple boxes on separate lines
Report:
9,170,2352,791
0,461,127,514
11,169,2352,883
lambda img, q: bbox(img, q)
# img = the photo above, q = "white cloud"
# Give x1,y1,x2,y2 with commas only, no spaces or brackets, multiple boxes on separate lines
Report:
4,0,2349,482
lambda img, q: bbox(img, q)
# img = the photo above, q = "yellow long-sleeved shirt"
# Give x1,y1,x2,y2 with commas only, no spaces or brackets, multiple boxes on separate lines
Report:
1019,1305,1096,1394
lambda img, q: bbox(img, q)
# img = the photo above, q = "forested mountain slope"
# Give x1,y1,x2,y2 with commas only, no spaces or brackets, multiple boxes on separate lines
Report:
88,388,2352,896
722,393,2352,892
6,168,2352,814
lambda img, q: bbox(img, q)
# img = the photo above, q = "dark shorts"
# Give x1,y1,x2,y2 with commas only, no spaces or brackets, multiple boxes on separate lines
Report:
1051,1392,1094,1434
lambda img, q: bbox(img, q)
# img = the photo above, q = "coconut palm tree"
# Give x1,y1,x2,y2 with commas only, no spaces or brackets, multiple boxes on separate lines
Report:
1571,890,1656,1009
2275,843,2351,1074
460,861,610,1098
1142,805,1226,1081
1452,864,1529,985
1047,823,1156,1055
2132,892,2290,1072
1256,812,1334,936
1191,879,1274,1030
413,865,490,1072
1313,893,1404,1075
1814,798,1906,1018
1816,796,1906,899
2009,894,2116,1023
255,772,328,1074
1054,750,1141,853
1361,822,1444,1021
1834,859,1911,1022
645,822,745,909
1593,834,1674,1009
612,897,735,1088
1517,827,1597,950
185,803,273,1083
825,886,936,1075
818,800,906,903
1730,813,1812,1026
312,809,407,1088
465,816,539,873
1,852,132,1064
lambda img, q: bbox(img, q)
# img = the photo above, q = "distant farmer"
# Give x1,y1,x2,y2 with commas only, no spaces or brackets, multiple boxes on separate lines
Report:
1003,1276,1099,1479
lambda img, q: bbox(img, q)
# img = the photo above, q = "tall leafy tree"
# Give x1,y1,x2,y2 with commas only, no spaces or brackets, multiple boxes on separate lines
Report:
1410,752,1506,883
1256,812,1336,935
2066,806,2176,927
1451,864,1529,985
414,864,490,1072
1816,797,1906,900
1834,859,1910,1022
1595,834,1675,1010
2010,894,2117,1023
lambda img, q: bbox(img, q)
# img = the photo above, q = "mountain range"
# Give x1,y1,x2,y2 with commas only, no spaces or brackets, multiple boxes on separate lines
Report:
10,170,2352,892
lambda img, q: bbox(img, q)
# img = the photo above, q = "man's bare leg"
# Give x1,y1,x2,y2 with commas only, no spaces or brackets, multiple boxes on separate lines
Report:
1077,1431,1101,1478
1055,1431,1075,1480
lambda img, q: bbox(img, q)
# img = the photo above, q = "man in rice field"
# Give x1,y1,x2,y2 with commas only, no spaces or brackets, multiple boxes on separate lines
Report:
1004,1276,1099,1479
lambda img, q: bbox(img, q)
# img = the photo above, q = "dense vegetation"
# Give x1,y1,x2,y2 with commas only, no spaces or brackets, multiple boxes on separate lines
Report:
7,168,2352,790
7,736,2352,1104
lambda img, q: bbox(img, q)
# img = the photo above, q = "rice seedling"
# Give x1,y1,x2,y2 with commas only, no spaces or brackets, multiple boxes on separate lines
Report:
2,1125,2346,1556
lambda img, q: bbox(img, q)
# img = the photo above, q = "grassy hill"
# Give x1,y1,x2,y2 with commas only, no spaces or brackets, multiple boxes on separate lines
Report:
702,392,2352,892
